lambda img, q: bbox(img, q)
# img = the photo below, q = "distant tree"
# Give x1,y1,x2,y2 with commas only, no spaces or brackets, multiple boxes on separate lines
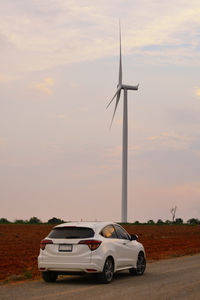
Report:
157,219,164,225
0,218,10,224
28,216,41,224
170,206,177,223
134,221,140,225
165,220,171,224
174,218,183,224
14,219,28,224
147,219,155,225
187,218,200,225
47,217,65,224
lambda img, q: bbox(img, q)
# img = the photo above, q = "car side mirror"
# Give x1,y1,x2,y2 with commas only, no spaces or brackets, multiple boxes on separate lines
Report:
131,234,138,241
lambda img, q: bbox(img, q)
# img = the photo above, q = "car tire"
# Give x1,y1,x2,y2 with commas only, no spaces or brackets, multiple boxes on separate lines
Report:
129,252,146,276
42,271,58,282
99,257,114,284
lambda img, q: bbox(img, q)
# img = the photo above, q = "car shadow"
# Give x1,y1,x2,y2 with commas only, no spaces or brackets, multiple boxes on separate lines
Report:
51,270,145,286
55,274,99,285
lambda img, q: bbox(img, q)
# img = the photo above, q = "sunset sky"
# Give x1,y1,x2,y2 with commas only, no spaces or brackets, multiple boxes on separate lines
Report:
1,0,200,222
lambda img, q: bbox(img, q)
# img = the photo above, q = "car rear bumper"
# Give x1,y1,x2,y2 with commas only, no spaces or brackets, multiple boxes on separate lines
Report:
38,257,102,273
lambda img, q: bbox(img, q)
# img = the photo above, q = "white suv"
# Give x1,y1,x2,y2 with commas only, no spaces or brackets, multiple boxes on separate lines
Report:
38,222,146,283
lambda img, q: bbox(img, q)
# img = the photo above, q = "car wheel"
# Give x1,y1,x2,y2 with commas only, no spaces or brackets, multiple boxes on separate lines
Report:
42,271,58,282
129,252,146,276
99,257,114,283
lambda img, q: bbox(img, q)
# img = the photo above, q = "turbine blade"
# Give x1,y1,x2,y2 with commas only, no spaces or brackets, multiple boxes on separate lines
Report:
110,90,121,128
118,20,122,85
106,86,121,109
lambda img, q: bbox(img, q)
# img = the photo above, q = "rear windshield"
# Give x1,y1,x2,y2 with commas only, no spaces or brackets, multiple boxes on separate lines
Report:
48,226,94,239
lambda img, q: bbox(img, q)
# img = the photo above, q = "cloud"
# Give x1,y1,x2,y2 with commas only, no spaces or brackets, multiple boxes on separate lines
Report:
147,132,171,141
56,114,66,119
1,0,200,76
147,132,192,150
35,77,54,95
0,76,6,82
0,75,11,83
195,88,200,97
173,182,200,197
106,144,140,159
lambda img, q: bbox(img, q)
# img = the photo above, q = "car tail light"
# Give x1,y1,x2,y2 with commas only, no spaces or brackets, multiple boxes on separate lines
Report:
78,240,102,251
40,239,53,250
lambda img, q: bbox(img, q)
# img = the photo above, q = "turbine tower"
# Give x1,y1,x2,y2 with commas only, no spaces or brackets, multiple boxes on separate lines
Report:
107,24,139,223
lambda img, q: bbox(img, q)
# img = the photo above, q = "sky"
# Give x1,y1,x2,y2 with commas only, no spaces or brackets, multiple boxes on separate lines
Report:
1,0,200,222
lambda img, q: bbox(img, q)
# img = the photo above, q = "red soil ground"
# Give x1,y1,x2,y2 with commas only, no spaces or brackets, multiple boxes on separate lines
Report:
0,224,200,282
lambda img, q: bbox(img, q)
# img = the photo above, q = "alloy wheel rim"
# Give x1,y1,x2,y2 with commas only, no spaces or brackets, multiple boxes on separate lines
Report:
136,255,146,274
105,260,113,281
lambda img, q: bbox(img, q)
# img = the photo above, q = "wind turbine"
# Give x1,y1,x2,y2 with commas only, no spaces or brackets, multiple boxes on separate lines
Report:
107,24,139,223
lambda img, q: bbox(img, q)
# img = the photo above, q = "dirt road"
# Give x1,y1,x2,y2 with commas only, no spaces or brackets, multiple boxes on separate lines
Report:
0,254,200,300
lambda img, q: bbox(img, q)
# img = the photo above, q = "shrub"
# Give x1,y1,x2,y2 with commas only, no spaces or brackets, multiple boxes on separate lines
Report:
0,218,10,224
134,221,140,225
47,217,65,224
28,217,41,224
187,218,200,225
165,220,171,224
174,218,183,224
147,219,155,225
157,219,164,225
14,219,28,224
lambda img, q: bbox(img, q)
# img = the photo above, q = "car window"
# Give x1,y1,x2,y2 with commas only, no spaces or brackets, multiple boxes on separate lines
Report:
48,227,94,239
101,225,117,238
115,225,130,240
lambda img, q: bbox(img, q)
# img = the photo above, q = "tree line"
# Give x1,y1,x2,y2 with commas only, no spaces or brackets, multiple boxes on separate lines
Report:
0,216,199,225
0,216,65,224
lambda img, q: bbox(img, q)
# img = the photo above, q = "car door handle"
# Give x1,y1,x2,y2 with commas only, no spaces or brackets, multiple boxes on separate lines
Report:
123,242,127,245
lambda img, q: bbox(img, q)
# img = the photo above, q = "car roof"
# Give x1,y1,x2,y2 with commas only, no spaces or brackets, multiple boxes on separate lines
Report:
54,221,118,231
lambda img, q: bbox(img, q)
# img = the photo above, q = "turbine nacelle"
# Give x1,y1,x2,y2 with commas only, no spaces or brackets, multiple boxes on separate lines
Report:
121,84,139,91
117,83,139,91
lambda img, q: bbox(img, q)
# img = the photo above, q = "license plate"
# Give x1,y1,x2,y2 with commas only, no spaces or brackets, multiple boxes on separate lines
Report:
59,244,73,252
